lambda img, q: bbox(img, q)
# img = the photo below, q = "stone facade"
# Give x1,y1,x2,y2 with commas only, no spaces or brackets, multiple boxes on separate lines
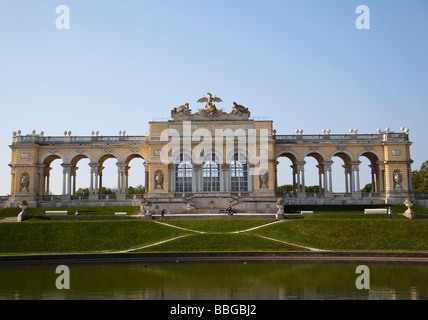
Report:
5,97,414,212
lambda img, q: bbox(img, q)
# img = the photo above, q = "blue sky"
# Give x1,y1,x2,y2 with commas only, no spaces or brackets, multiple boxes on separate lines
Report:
0,0,427,194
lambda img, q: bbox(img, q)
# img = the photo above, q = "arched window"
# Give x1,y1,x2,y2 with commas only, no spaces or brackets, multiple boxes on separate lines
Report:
230,153,248,192
175,153,193,192
203,154,220,192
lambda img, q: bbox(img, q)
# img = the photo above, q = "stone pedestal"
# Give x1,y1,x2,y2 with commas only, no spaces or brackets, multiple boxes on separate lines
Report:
403,209,415,219
352,192,362,200
276,197,285,219
403,197,416,219
16,200,30,222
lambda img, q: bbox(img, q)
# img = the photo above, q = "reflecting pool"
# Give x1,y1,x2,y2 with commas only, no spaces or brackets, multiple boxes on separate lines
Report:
0,261,427,300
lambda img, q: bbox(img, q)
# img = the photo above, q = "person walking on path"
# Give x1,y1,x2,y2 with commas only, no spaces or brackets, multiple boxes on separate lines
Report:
388,207,392,219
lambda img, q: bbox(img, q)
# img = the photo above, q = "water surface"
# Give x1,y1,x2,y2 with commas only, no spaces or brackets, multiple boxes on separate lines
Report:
0,261,426,300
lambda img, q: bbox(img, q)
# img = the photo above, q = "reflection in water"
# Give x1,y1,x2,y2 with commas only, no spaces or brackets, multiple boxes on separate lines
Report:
0,261,427,300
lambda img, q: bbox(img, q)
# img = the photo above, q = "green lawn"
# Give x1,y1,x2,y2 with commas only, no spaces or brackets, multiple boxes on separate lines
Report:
0,220,189,255
249,219,428,252
1,205,427,255
135,233,306,252
159,219,276,233
0,206,140,218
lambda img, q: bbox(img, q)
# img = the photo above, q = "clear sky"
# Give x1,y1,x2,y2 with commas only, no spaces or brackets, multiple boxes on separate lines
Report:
0,0,427,194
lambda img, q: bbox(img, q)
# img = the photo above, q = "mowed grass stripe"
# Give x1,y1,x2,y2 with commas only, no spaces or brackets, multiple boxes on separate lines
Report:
135,233,308,252
157,219,276,233
249,219,428,252
0,220,190,255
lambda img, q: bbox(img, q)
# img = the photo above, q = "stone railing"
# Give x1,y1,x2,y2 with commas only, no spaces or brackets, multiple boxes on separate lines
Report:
274,132,409,144
12,135,146,146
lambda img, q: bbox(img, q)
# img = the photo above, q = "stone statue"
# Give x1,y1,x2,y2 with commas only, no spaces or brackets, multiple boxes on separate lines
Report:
17,200,30,222
141,200,152,217
393,171,403,190
276,197,285,219
20,175,30,193
155,172,164,190
232,102,250,116
403,198,415,219
171,103,191,117
260,170,268,189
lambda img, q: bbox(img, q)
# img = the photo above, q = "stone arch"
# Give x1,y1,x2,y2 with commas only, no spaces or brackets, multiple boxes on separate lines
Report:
275,148,299,163
302,149,327,165
226,145,250,164
329,149,354,163
123,150,147,165
172,147,193,164
201,146,223,163
69,151,94,166
95,150,121,165
356,148,382,164
40,151,66,166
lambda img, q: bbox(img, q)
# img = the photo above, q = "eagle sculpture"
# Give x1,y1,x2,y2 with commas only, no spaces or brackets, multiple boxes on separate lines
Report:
197,92,223,113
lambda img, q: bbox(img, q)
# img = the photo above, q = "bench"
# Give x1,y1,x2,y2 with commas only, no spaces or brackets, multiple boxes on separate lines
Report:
364,208,387,214
115,212,127,216
219,209,225,214
300,211,314,214
46,211,68,216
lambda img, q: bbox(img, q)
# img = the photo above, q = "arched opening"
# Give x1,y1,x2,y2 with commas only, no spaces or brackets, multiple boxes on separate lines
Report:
358,151,382,193
303,154,324,194
276,153,297,195
202,152,220,192
175,161,193,193
42,155,63,196
70,155,91,197
331,152,352,193
230,152,248,192
97,155,119,195
126,154,146,195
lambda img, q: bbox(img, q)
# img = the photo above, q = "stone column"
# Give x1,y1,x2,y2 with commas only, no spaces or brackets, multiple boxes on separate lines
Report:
291,164,297,195
323,161,333,196
45,168,51,195
71,166,78,195
350,161,362,199
61,164,72,195
369,164,376,193
124,165,130,194
89,163,101,197
316,164,324,193
38,167,44,195
193,164,202,192
168,163,174,193
296,161,306,197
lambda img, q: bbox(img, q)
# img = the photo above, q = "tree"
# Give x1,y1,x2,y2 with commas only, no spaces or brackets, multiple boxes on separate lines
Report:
277,185,294,194
412,160,428,193
128,185,145,194
361,183,372,193
76,188,90,195
101,187,115,194
277,184,320,193
305,185,319,193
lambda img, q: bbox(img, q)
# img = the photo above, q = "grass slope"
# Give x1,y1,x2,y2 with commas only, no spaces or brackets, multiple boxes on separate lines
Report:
0,220,189,255
135,233,306,252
